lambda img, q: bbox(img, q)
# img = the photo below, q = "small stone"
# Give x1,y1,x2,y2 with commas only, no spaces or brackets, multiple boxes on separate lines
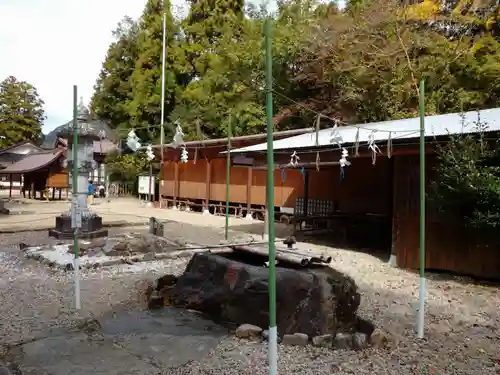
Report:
112,241,128,252
312,334,333,348
90,238,107,248
370,328,387,348
352,332,368,350
282,333,308,346
86,247,103,257
79,241,93,251
334,332,353,349
262,329,269,341
235,324,263,339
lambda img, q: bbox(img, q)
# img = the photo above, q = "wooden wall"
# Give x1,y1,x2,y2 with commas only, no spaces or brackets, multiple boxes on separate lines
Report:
159,156,389,215
393,154,500,280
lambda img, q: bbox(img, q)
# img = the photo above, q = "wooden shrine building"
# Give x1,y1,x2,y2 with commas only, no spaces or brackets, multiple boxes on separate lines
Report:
157,108,500,280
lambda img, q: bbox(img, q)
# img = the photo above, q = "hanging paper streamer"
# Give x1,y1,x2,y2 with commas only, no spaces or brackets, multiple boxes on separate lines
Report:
281,168,286,182
146,144,155,161
367,130,381,165
126,129,141,152
172,120,185,146
300,167,305,182
194,147,198,164
180,146,188,163
354,128,360,157
329,122,343,148
316,152,320,171
387,132,393,159
288,151,300,167
339,148,351,181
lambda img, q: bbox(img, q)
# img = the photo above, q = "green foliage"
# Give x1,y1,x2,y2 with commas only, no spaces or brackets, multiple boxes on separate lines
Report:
429,115,500,230
90,0,500,142
129,0,186,143
0,76,45,148
105,151,150,182
91,17,139,130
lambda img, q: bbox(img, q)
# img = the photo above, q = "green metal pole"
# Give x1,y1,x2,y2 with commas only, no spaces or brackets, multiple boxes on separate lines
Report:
417,79,426,338
264,17,277,375
225,115,232,240
72,85,81,310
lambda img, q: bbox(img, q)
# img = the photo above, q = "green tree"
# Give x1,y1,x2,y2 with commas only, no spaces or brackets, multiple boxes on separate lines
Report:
91,17,140,129
429,115,500,231
129,0,186,144
105,151,150,182
0,76,45,147
282,0,500,125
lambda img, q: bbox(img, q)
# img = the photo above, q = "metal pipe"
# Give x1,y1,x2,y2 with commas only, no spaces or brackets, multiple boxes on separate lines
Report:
225,115,232,240
72,85,81,310
160,12,166,167
417,79,426,339
264,17,278,375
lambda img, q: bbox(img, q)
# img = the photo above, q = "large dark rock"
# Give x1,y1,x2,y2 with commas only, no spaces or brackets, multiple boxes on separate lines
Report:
164,252,361,338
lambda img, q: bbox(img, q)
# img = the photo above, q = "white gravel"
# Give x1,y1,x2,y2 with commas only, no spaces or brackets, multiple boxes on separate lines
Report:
0,228,499,375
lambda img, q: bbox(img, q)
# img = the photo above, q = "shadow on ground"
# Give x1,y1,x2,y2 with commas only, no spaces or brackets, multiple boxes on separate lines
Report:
3,308,228,375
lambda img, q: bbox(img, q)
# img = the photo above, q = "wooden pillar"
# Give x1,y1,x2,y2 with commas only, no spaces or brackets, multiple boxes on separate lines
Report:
246,167,252,218
173,162,179,209
8,174,12,198
97,162,102,184
303,171,310,218
204,159,211,214
58,188,62,200
52,188,56,200
19,175,22,197
389,157,398,267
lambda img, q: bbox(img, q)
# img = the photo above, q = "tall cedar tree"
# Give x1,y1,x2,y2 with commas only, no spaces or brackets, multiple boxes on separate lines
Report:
129,0,184,144
172,0,269,138
91,17,140,130
0,76,44,147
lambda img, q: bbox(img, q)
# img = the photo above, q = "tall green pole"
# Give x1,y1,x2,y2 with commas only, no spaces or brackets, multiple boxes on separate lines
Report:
72,85,81,310
264,17,277,375
225,115,232,240
417,79,426,338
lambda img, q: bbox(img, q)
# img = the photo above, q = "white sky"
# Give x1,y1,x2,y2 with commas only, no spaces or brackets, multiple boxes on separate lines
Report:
0,0,341,133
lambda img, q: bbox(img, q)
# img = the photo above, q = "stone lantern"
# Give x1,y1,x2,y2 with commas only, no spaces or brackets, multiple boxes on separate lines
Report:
48,98,108,239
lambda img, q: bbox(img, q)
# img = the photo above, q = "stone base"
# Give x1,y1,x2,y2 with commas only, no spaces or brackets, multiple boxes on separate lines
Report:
49,214,108,240
48,228,108,240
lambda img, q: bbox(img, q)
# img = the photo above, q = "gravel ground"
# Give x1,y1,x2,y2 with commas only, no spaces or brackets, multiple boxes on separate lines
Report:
0,226,499,375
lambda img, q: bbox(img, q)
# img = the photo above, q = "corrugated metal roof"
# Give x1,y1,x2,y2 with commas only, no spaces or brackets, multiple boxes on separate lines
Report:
229,108,500,153
0,149,64,173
